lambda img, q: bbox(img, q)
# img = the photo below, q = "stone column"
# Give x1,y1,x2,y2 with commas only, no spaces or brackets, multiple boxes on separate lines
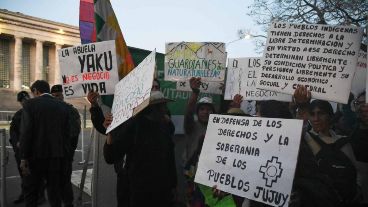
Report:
34,40,43,81
13,36,22,91
54,44,62,84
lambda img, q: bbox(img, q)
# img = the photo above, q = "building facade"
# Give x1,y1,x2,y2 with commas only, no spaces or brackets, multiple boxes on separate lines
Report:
0,9,80,91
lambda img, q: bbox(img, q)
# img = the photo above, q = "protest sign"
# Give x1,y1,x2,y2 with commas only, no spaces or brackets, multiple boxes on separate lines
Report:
195,114,303,207
58,40,119,98
351,51,367,97
106,50,156,133
164,42,227,82
225,57,291,101
176,80,223,95
257,22,363,104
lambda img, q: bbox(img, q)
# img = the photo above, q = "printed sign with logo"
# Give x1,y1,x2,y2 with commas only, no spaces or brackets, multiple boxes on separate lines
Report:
195,114,303,207
58,40,119,98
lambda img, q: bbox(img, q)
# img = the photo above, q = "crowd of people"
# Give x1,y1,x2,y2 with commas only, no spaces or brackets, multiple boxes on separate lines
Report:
10,80,81,207
88,77,367,207
8,76,368,207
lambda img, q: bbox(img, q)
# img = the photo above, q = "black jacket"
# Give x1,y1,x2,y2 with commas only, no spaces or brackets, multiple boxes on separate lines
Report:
20,94,70,159
105,114,177,205
10,109,22,149
90,105,106,135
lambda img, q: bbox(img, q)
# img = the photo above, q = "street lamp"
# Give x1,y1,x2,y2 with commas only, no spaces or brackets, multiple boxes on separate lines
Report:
226,29,266,46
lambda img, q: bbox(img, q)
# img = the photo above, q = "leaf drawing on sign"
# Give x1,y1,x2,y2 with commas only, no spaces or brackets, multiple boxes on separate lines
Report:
259,156,283,187
166,42,225,60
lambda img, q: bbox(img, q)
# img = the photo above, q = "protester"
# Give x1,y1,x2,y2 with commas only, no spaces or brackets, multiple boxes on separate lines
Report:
184,94,247,207
9,91,30,204
86,79,168,207
350,91,368,162
87,78,162,135
104,90,177,207
51,84,81,207
333,93,357,136
183,77,215,165
350,92,368,205
292,85,362,207
20,80,70,207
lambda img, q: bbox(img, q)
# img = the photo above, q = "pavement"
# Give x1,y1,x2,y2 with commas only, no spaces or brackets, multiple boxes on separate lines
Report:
0,128,93,207
0,127,191,207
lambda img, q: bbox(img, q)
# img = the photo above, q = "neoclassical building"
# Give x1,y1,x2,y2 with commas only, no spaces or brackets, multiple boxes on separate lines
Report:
0,9,80,91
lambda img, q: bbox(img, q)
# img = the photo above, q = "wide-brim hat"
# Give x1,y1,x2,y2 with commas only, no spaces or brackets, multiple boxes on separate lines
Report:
149,91,174,105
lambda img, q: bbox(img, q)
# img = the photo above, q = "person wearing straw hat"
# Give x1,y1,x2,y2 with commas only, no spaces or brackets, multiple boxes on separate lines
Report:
104,90,177,207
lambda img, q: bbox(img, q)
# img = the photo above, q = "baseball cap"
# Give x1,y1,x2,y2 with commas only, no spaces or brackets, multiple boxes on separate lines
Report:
196,96,215,113
198,97,213,104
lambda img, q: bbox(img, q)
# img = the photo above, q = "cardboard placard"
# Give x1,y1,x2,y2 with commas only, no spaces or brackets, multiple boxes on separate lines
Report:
195,114,303,207
58,40,119,98
257,22,363,104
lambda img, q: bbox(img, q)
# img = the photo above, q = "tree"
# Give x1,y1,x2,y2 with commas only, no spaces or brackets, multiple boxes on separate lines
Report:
247,0,367,52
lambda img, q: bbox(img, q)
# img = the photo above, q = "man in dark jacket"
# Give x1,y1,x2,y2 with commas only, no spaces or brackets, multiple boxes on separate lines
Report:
20,80,70,207
51,84,81,207
9,91,30,204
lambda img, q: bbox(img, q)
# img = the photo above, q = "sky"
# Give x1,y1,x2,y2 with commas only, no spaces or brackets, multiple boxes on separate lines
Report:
0,0,264,58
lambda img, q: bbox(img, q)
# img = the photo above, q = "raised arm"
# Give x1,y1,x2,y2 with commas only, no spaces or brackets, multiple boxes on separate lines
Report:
293,85,311,120
184,77,201,134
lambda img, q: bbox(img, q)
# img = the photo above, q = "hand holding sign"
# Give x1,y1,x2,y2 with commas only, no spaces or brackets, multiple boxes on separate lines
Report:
190,77,202,92
293,85,311,106
87,91,99,107
229,94,243,109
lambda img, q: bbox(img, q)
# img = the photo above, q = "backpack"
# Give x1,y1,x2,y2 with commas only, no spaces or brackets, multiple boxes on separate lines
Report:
307,132,358,205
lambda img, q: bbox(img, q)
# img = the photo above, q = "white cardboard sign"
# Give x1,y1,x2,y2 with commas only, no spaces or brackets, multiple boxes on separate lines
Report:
257,22,363,104
58,40,119,98
225,57,292,101
164,42,227,82
106,50,156,133
351,51,367,97
195,114,303,207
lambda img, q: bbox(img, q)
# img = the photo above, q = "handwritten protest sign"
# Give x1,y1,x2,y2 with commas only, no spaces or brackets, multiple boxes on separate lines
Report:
106,50,156,133
225,57,291,101
164,42,227,82
257,22,363,104
176,80,223,95
58,40,119,98
195,114,303,207
351,51,367,97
